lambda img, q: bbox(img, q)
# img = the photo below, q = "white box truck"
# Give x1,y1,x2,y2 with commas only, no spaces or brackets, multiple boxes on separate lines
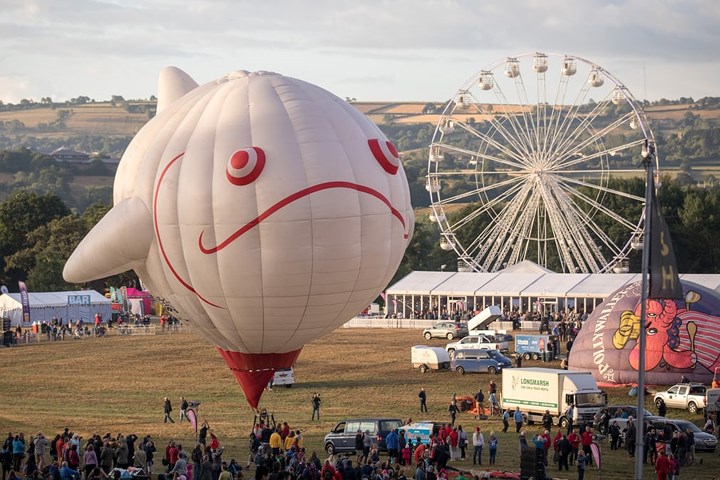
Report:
501,367,606,428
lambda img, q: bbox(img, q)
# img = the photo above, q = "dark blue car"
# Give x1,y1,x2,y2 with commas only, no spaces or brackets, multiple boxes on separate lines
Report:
450,349,512,375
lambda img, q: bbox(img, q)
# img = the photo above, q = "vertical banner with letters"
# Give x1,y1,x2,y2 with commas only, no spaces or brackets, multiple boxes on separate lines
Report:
648,186,683,300
18,281,31,324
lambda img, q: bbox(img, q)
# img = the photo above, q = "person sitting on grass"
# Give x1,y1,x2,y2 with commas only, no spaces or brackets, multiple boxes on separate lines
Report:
59,462,79,480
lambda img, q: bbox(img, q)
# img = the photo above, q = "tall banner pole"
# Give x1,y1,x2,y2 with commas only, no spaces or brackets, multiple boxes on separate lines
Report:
634,140,654,480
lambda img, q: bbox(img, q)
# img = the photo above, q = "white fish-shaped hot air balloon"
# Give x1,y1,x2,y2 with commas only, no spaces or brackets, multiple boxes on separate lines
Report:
64,67,414,408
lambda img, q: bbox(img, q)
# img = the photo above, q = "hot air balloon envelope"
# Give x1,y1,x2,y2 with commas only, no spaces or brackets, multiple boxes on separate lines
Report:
569,281,720,385
64,68,414,407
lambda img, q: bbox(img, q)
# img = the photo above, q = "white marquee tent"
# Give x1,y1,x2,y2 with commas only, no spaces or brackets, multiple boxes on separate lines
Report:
0,290,111,327
385,262,720,319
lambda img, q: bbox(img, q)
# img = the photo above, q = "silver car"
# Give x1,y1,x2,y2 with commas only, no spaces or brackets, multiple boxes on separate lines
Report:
595,404,658,435
423,321,468,340
651,418,717,452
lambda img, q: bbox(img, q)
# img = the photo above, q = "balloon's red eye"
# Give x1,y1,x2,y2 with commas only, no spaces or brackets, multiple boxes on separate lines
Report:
368,139,399,175
227,147,265,185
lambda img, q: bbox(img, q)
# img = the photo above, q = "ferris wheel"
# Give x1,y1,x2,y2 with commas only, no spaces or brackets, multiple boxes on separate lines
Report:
427,52,657,274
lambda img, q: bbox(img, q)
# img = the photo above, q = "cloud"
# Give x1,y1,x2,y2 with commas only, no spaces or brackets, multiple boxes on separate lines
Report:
0,0,719,103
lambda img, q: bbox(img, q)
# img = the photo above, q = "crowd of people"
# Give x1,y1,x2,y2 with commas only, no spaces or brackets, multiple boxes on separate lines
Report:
0,421,243,480
8,314,189,345
247,417,481,480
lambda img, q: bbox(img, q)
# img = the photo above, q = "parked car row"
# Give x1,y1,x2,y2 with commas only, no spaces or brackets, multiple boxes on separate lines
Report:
595,404,717,452
411,345,513,374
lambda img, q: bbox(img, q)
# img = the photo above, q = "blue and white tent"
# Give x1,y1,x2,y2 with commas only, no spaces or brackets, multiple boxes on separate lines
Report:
0,290,110,327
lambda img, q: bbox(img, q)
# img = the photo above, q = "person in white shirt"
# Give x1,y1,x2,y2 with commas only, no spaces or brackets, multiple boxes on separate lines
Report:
472,426,485,465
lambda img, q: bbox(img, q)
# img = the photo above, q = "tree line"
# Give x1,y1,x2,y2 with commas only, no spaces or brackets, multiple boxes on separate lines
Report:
0,175,718,295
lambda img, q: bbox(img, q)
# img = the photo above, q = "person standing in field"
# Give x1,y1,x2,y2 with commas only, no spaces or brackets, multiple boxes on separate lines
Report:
33,433,47,470
448,401,458,427
164,397,175,423
419,388,428,413
472,427,484,465
513,407,523,433
180,397,189,422
577,450,586,480
655,450,670,480
311,394,321,421
488,431,498,466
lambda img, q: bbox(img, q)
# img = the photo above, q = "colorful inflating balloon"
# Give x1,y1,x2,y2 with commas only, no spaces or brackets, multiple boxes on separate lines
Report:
63,67,414,408
569,281,720,385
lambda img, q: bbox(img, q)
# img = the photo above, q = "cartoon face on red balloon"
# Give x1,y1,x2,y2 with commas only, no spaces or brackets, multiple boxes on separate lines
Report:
64,68,414,407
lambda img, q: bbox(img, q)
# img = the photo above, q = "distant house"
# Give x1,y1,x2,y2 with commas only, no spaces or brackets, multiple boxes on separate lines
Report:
50,146,91,163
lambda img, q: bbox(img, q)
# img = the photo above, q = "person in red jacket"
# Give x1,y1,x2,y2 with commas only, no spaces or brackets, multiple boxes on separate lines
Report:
540,430,551,466
413,442,426,465
448,428,459,461
654,450,670,480
567,429,580,465
580,426,593,466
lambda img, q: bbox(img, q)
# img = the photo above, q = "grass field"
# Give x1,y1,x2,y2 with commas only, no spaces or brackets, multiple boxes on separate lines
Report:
0,328,718,479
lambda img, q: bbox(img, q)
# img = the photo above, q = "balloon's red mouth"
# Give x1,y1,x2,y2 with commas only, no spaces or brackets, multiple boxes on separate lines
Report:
154,152,408,308
198,181,409,254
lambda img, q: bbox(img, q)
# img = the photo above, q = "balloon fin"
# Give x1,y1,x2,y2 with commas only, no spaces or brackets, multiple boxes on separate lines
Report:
217,348,302,409
157,66,199,114
63,197,153,283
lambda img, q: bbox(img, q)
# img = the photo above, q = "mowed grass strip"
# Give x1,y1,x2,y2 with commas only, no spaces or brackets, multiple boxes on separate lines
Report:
0,328,718,479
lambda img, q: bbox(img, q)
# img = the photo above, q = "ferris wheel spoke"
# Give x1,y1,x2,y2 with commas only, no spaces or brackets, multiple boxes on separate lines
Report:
559,169,641,174
476,183,535,269
556,175,645,202
432,175,526,206
505,191,543,267
480,185,538,269
553,136,645,171
434,138,528,170
554,134,645,170
535,181,583,271
509,75,541,158
447,180,529,234
544,178,604,271
556,100,622,158
542,77,571,157
488,191,537,270
547,181,609,269
545,80,595,160
488,86,537,158
551,68,617,153
456,119,530,165
556,180,640,230
554,110,637,164
562,198,625,257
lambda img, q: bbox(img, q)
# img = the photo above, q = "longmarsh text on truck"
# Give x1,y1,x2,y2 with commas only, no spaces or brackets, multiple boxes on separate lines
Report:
501,367,606,428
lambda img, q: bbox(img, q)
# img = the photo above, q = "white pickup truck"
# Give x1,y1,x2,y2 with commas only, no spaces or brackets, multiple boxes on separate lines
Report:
654,383,707,414
446,334,509,355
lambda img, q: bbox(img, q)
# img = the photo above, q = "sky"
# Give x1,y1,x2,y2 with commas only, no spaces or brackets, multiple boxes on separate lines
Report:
1,0,719,105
